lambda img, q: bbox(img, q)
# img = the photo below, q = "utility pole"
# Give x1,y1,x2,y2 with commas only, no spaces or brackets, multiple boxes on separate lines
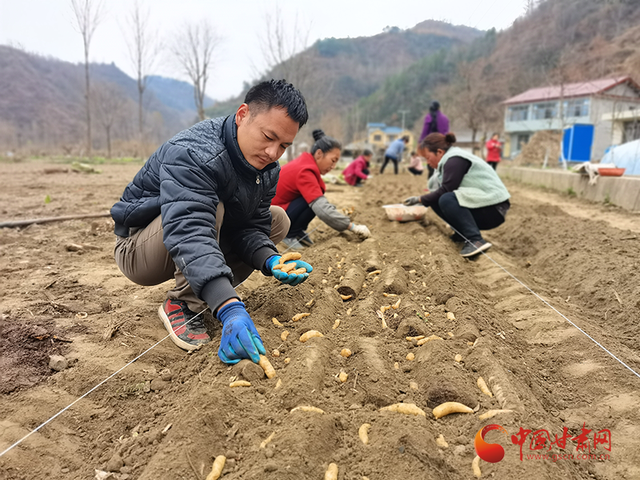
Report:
398,109,410,131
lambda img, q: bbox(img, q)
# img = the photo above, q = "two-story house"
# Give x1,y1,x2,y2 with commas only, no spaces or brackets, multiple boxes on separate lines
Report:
503,76,640,161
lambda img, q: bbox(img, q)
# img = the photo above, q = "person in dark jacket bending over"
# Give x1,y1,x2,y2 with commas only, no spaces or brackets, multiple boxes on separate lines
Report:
404,132,510,258
111,80,312,364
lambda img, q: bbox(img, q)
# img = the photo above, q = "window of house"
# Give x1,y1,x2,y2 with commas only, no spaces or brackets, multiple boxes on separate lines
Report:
516,134,530,152
508,105,529,122
532,102,557,120
623,120,640,143
373,134,382,141
563,98,590,118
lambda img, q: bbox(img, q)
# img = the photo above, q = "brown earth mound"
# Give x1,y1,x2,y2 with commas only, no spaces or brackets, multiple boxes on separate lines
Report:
0,161,639,479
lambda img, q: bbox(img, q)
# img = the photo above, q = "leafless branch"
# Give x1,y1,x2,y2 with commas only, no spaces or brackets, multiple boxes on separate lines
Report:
171,21,221,121
125,0,160,143
70,0,104,160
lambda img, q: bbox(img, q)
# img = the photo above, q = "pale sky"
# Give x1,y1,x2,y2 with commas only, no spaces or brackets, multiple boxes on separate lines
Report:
0,0,526,101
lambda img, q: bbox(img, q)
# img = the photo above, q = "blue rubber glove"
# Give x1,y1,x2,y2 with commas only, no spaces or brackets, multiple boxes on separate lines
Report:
216,301,266,364
266,255,313,286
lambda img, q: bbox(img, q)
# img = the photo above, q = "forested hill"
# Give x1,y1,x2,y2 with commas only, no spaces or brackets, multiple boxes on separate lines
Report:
205,20,483,137
0,45,212,153
356,0,640,144
208,0,640,147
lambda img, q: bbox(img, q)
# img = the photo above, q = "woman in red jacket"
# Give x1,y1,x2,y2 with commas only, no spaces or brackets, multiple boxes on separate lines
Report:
273,129,371,249
343,149,372,186
485,133,502,170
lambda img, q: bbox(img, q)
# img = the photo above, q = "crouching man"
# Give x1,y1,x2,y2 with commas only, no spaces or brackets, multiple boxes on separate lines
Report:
111,79,312,364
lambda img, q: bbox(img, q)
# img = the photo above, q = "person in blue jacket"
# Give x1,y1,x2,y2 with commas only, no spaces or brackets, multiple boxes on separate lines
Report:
111,80,312,364
380,135,409,175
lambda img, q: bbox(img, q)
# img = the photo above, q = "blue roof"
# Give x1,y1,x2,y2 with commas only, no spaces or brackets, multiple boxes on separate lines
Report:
367,122,386,128
384,126,403,134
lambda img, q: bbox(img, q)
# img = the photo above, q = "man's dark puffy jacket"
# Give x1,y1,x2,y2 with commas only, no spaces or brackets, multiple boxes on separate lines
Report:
111,115,279,312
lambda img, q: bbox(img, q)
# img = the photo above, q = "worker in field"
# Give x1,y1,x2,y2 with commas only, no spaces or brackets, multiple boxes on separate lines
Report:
380,135,409,175
485,133,502,170
272,129,371,249
419,101,450,178
404,132,510,258
343,149,373,186
111,79,313,363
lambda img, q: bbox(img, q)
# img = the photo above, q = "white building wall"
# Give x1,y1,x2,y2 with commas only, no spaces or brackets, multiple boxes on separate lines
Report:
591,97,640,159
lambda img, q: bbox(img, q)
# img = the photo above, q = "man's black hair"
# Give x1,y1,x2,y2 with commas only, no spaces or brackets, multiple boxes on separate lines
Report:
244,79,309,128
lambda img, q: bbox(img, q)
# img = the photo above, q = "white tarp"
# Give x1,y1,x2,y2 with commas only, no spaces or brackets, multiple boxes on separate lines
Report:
601,139,640,175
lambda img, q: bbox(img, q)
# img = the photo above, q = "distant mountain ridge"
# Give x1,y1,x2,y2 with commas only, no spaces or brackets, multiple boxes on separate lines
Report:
206,20,483,139
146,75,215,114
0,45,213,153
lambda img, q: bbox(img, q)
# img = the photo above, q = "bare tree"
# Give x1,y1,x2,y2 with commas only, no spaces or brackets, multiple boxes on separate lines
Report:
70,0,104,159
257,5,313,91
125,0,159,148
171,21,221,121
93,82,127,158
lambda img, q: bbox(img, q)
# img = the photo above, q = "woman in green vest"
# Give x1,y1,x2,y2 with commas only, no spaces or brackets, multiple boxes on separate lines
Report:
404,132,510,258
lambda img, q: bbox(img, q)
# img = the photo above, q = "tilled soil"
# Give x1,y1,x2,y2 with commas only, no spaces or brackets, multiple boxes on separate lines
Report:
0,161,639,480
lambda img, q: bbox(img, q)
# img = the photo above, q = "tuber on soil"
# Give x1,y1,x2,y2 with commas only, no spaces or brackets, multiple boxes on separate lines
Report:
205,455,226,480
338,371,348,382
292,313,310,322
272,317,284,327
300,330,324,342
358,423,371,445
478,409,513,421
332,319,341,329
380,403,427,417
340,348,352,358
229,380,251,388
416,335,443,346
432,402,474,419
406,335,425,342
291,405,325,414
436,434,449,448
406,352,415,361
477,377,493,397
447,312,456,321
258,355,277,379
325,463,339,480
455,354,463,362
472,455,482,478
281,331,290,341
260,432,276,449
340,294,353,301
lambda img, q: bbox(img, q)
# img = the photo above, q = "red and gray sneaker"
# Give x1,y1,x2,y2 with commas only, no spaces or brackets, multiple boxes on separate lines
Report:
158,299,211,351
